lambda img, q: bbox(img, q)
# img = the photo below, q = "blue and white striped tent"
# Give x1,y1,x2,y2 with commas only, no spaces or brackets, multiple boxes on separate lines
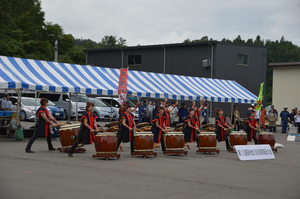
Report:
0,56,257,103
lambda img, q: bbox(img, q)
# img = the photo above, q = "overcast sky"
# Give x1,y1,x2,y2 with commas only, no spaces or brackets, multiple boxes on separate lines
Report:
40,0,300,46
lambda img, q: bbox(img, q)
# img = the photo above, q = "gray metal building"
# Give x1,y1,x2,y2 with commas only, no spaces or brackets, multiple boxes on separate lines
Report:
84,41,267,118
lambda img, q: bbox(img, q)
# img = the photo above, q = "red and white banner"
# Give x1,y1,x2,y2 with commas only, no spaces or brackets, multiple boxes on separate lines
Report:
118,68,128,104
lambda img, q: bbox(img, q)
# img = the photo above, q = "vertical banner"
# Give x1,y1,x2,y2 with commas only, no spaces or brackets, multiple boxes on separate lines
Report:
255,82,264,111
118,69,128,104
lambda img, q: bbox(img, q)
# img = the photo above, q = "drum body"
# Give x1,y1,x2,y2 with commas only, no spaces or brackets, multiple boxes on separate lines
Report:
165,132,185,151
59,124,82,149
199,132,217,149
258,132,275,148
94,133,118,154
134,132,154,152
230,131,247,148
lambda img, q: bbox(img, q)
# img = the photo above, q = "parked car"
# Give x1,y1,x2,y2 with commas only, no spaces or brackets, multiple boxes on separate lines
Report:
97,97,139,120
38,93,88,120
89,98,118,120
9,97,53,121
45,100,64,119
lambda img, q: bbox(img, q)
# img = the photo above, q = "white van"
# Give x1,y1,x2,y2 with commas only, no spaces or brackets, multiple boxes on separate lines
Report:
38,93,88,119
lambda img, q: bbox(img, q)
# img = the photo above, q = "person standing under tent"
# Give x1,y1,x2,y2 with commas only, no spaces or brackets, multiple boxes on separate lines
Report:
152,101,157,117
138,101,146,123
151,106,167,151
280,106,289,134
245,110,260,144
68,102,98,157
169,102,178,126
146,101,154,125
232,105,240,131
117,104,137,154
178,103,188,123
25,98,60,153
202,103,210,125
2,94,12,111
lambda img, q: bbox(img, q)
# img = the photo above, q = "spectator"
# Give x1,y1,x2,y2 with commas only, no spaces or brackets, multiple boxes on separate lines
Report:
280,106,289,134
146,101,153,123
178,103,188,123
169,102,178,126
294,108,300,134
247,103,255,117
160,99,164,107
152,101,157,117
232,105,240,131
138,101,146,123
268,105,278,115
202,103,211,125
268,109,277,133
2,94,12,111
225,114,231,126
260,105,266,129
289,108,296,125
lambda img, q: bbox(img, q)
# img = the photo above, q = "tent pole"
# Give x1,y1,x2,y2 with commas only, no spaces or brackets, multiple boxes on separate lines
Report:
34,92,37,124
210,101,212,124
68,93,71,121
76,93,78,123
110,97,113,122
230,103,233,126
16,89,20,127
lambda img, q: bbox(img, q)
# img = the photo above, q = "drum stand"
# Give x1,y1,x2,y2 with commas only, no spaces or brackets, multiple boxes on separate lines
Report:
196,148,220,154
131,152,157,158
92,153,120,160
163,150,188,156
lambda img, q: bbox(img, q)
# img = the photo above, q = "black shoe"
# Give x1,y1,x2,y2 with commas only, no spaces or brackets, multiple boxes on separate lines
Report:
49,148,58,151
26,150,35,153
281,132,286,134
68,154,73,157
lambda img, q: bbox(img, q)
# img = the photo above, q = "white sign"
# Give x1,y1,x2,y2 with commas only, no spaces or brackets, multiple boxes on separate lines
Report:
234,145,275,161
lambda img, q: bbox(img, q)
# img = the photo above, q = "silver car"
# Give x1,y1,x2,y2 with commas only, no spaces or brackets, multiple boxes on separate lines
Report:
9,97,52,121
96,97,139,120
89,98,118,120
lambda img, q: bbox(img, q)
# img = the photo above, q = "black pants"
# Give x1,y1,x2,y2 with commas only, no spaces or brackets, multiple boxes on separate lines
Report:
224,135,231,150
25,128,54,151
295,123,300,134
247,132,259,145
117,138,134,153
161,136,166,151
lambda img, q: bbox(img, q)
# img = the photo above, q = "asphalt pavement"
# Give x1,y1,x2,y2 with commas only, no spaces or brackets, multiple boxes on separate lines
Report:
0,120,299,199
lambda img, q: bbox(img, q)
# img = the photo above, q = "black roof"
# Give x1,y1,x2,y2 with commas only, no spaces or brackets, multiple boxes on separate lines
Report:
83,40,267,52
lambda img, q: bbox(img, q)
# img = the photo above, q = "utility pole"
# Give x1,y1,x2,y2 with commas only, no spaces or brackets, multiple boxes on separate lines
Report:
54,40,58,62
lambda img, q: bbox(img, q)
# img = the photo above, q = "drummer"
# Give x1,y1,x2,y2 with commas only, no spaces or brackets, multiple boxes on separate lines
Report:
192,98,206,128
215,108,231,150
163,98,178,127
68,102,98,157
183,108,200,146
245,110,260,144
25,98,60,153
117,104,137,153
151,106,167,151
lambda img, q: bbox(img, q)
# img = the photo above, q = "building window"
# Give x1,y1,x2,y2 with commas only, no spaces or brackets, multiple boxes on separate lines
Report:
128,55,142,66
237,53,249,66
